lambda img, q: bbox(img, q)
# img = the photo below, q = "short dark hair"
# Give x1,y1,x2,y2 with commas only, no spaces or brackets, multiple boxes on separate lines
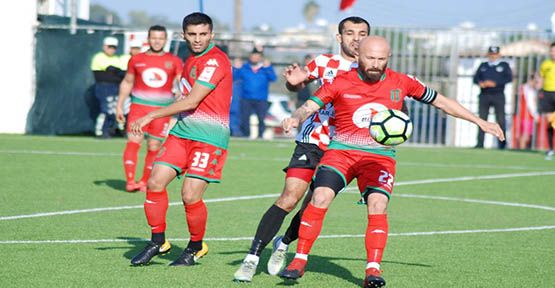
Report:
338,16,370,34
182,12,213,31
148,25,167,37
551,41,555,48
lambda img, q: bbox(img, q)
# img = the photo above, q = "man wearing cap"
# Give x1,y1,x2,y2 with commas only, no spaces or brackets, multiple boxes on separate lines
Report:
473,46,512,149
233,48,277,138
91,36,125,138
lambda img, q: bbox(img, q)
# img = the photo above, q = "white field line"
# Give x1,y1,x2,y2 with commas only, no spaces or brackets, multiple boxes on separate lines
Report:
2,171,555,221
0,149,549,171
0,226,553,245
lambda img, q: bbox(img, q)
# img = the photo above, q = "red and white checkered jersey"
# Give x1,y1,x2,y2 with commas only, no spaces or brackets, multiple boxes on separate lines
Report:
296,54,356,150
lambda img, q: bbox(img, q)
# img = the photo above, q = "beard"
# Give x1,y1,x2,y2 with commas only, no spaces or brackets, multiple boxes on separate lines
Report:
364,62,387,83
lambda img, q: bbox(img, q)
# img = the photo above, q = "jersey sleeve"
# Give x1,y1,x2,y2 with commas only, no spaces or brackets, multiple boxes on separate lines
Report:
404,74,437,104
311,80,339,108
196,55,229,90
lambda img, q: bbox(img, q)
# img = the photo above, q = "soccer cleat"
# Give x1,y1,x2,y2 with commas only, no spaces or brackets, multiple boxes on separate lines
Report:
169,242,208,266
130,240,171,266
267,236,288,275
363,268,386,288
279,258,306,280
136,181,147,193
233,259,258,282
126,181,139,192
545,150,554,161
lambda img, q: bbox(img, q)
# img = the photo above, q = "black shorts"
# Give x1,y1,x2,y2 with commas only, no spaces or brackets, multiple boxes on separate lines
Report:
282,142,324,172
539,90,555,113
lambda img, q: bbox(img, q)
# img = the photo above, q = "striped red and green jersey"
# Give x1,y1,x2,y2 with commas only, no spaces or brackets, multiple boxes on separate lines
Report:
170,43,233,149
312,68,437,157
127,52,183,107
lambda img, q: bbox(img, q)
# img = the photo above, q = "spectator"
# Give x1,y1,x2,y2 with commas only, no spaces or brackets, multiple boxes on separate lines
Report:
473,46,512,149
90,36,125,138
234,48,277,138
230,57,243,136
539,42,555,160
516,74,540,150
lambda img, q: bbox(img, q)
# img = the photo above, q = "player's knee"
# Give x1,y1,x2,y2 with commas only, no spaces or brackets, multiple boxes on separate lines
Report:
310,187,335,208
147,177,164,191
275,195,299,212
365,191,389,214
147,140,162,151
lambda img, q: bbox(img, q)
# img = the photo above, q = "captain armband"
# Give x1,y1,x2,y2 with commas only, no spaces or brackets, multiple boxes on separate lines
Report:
418,87,437,104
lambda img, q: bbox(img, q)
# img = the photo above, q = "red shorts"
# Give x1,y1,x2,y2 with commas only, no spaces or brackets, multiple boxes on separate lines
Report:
127,103,171,141
154,135,228,183
318,149,396,198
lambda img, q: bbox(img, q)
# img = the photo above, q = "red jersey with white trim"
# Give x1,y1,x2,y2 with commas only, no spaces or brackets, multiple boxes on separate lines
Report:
312,68,437,157
296,54,356,150
170,43,233,149
127,52,183,107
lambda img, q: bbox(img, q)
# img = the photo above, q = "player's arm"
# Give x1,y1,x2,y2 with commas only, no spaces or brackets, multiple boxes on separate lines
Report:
282,99,321,134
116,72,135,123
284,63,312,92
431,93,505,141
130,82,211,135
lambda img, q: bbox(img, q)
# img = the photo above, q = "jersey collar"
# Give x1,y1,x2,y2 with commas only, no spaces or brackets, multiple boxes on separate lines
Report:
195,43,215,58
357,69,387,82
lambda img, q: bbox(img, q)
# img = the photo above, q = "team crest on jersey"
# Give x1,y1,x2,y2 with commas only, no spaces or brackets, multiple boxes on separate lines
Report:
165,61,173,69
390,89,401,102
141,67,168,88
206,58,219,67
190,66,197,79
352,103,387,128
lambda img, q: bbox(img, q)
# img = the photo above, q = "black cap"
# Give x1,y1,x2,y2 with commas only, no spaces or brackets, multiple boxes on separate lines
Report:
488,46,500,54
251,47,263,55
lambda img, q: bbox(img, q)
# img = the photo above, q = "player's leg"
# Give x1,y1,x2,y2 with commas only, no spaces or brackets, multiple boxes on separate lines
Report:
280,165,346,280
169,177,210,266
130,164,177,265
476,95,489,148
123,104,144,192
493,95,506,149
139,115,170,190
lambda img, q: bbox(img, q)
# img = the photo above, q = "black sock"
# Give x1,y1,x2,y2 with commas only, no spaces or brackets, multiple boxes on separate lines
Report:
248,205,288,256
282,210,301,245
151,232,165,245
187,240,203,251
548,127,554,150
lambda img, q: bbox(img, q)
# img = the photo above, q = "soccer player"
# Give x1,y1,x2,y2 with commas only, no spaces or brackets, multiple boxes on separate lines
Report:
116,25,183,193
279,36,505,287
128,12,232,266
539,42,555,160
233,16,370,282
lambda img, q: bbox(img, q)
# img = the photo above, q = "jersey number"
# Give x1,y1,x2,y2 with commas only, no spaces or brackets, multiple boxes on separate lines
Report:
378,170,394,187
191,152,210,168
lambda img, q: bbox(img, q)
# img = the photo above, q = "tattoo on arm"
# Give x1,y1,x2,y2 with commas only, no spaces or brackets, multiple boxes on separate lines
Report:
292,102,315,123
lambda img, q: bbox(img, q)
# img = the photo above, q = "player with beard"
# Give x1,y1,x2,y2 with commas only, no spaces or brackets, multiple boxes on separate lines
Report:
234,16,369,282
129,13,232,267
116,25,183,193
279,36,505,287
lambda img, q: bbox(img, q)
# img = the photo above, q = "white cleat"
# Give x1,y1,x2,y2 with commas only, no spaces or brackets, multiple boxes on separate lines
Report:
234,260,258,282
267,236,288,276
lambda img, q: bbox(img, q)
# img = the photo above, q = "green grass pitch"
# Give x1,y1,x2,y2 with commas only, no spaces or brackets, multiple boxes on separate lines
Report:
0,134,554,287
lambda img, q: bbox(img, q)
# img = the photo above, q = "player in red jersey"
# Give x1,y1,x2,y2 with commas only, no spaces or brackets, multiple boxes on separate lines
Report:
128,12,232,267
279,36,505,287
233,17,369,282
116,25,183,193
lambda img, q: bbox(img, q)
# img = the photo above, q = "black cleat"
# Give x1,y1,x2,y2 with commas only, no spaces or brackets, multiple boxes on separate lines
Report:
130,241,171,266
363,269,386,288
169,242,208,266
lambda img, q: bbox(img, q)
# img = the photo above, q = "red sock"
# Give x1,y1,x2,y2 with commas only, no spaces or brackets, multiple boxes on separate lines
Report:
296,203,328,255
185,200,208,242
140,149,158,183
144,190,168,233
365,214,388,264
123,141,141,183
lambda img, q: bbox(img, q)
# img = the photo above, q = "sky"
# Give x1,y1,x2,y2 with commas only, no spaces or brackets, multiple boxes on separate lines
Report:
90,0,555,31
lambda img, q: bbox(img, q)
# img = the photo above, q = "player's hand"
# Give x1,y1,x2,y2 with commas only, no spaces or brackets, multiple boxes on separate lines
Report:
282,117,300,135
263,59,271,67
283,64,308,86
130,115,153,136
479,121,505,142
115,106,125,123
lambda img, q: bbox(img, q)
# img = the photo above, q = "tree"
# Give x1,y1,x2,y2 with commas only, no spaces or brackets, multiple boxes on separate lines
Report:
89,4,122,25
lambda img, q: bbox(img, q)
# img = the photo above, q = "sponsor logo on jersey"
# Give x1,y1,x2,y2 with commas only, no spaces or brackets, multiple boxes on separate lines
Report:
135,63,146,67
206,58,219,67
344,94,362,99
198,66,216,82
352,103,387,128
324,69,335,78
141,67,168,88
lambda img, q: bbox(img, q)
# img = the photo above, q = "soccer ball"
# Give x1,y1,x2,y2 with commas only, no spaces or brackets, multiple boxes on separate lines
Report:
369,109,413,146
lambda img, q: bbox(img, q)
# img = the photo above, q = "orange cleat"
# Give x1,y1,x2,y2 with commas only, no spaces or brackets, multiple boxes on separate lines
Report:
279,258,307,280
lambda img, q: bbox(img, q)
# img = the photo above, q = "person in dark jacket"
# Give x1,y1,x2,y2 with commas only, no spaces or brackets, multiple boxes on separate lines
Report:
473,46,512,149
234,48,277,138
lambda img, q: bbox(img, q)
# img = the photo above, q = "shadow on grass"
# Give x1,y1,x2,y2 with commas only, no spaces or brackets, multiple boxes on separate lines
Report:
95,236,185,266
93,179,128,192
